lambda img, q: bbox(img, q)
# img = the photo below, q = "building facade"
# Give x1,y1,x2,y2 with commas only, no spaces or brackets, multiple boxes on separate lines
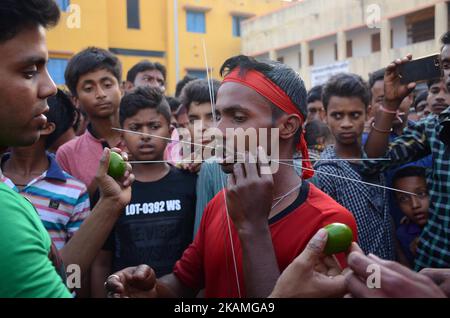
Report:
46,0,286,94
242,0,449,88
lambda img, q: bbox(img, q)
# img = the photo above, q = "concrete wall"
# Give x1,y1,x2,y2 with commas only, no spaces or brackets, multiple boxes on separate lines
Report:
242,0,449,87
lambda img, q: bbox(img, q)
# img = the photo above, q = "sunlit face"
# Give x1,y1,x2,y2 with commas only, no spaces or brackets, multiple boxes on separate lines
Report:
121,108,171,162
74,69,122,120
187,102,218,146
0,26,57,147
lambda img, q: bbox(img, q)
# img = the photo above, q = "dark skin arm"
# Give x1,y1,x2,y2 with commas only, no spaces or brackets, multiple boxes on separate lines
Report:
226,147,279,298
59,148,134,278
105,265,198,298
365,54,416,158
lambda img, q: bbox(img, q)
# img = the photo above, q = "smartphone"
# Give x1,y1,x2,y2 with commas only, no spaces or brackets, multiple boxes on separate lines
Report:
398,54,443,84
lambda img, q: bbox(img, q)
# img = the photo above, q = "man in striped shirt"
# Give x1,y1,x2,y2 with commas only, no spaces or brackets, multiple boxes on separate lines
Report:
363,46,450,269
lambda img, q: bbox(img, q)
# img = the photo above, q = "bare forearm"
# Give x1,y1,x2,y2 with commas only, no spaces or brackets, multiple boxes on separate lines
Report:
239,226,280,298
60,197,123,277
158,273,198,298
365,103,398,158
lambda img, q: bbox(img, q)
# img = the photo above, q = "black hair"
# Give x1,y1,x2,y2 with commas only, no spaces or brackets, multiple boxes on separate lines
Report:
427,77,443,89
175,75,197,98
45,89,76,149
441,31,450,47
126,60,166,83
307,85,323,104
166,96,181,113
322,73,370,111
220,55,307,119
304,120,331,147
392,166,427,186
368,68,385,102
413,90,428,111
65,47,122,97
220,55,307,146
0,0,60,43
179,79,221,113
119,86,171,127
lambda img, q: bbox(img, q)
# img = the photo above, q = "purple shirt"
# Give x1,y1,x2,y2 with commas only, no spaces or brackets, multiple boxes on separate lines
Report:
396,222,422,265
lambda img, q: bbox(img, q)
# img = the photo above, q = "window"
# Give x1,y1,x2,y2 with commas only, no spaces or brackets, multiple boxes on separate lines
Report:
47,58,69,86
346,40,353,58
55,0,70,11
309,49,314,66
187,70,207,79
334,43,338,60
371,33,381,52
187,11,206,33
232,16,247,37
406,8,435,44
127,0,140,29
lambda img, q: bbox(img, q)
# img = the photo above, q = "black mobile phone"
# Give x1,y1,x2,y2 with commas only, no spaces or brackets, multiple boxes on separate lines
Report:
398,54,443,84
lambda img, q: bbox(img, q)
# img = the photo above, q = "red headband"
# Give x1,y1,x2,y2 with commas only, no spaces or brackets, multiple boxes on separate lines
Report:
223,68,314,179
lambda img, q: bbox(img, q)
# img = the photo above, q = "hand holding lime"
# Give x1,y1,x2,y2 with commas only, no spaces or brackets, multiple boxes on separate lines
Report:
323,223,353,255
108,151,126,179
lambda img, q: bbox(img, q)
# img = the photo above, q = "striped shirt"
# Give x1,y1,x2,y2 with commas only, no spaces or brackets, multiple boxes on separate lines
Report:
0,153,90,250
362,110,450,269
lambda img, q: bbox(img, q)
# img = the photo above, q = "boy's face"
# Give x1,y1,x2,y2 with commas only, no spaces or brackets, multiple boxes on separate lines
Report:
306,100,325,123
394,176,429,227
427,80,450,115
0,26,57,147
122,108,171,161
326,96,366,146
188,102,217,146
129,69,165,93
74,69,122,120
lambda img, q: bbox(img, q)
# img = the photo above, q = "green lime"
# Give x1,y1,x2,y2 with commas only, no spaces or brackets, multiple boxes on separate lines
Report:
108,151,126,179
323,223,353,255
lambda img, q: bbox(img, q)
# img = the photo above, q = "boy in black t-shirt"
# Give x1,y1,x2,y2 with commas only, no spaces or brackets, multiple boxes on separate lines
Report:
91,87,197,297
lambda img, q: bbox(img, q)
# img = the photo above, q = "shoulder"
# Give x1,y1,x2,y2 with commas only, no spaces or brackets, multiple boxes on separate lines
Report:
62,172,89,193
56,135,82,156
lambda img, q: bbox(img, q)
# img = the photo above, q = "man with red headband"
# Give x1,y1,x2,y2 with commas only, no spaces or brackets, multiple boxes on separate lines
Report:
104,56,357,298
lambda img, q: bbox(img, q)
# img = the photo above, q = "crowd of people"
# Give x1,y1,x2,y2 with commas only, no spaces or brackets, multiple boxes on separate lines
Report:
0,0,449,298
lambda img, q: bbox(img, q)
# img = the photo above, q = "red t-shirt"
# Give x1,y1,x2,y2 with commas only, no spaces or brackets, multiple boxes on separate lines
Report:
173,182,358,298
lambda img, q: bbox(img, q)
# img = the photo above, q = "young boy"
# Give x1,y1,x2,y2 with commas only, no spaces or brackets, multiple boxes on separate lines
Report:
91,87,197,297
56,47,124,194
305,119,332,161
314,73,395,260
46,89,78,153
392,166,429,267
176,79,227,236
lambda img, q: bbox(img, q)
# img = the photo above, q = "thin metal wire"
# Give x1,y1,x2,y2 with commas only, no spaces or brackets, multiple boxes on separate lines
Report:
115,127,416,196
